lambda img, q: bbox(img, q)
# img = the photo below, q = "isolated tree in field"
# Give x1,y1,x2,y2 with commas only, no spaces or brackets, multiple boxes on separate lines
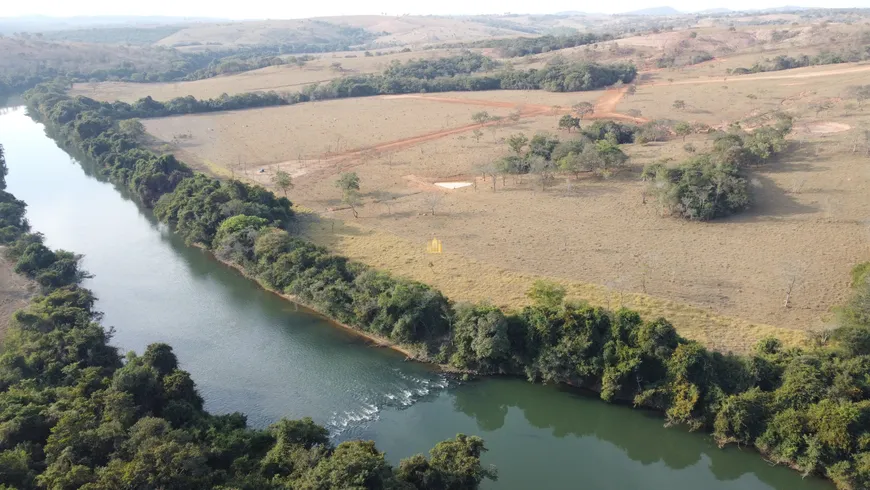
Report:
336,172,360,193
271,170,294,197
472,129,484,143
507,134,528,155
423,193,443,215
471,111,491,125
118,118,146,139
373,190,398,215
336,172,362,217
558,115,581,132
526,280,566,308
573,102,594,119
342,189,362,218
672,99,687,110
674,122,692,141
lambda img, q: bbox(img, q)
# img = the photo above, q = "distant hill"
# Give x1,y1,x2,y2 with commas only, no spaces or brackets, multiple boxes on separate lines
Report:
0,15,221,35
621,6,681,16
694,8,733,14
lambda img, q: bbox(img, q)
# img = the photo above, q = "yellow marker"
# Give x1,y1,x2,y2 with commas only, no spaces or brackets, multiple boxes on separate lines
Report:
426,238,442,254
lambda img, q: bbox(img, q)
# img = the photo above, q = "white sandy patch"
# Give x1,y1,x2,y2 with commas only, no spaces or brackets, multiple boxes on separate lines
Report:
801,122,851,134
435,182,472,189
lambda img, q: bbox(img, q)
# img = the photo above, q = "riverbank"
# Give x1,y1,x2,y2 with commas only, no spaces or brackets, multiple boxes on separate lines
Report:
196,242,423,361
20,89,870,489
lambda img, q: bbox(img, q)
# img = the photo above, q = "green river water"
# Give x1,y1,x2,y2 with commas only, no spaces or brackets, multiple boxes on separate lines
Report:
0,105,832,490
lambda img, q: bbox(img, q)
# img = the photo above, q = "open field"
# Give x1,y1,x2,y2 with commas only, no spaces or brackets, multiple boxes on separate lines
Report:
621,62,870,125
143,59,870,353
69,48,466,102
110,14,870,354
142,94,522,174
0,253,34,340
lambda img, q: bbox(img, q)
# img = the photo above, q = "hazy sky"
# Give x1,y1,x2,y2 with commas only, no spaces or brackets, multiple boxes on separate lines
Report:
3,0,868,19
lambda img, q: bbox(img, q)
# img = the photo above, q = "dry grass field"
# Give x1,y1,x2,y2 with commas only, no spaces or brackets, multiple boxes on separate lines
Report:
141,62,870,353
119,16,870,354
69,48,466,102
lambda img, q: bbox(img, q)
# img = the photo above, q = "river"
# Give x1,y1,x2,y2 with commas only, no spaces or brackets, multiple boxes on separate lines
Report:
0,105,831,490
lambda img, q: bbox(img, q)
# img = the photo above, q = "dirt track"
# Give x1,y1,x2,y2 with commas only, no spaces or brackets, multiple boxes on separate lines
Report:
653,64,870,86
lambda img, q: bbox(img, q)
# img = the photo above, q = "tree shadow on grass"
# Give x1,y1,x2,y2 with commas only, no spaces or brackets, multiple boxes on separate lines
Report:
728,173,817,222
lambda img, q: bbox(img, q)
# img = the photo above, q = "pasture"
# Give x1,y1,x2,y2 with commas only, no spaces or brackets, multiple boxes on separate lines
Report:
140,60,870,353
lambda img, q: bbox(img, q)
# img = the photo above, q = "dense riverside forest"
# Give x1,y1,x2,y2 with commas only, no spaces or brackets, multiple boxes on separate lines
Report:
22,56,637,121
20,84,870,489
0,143,497,489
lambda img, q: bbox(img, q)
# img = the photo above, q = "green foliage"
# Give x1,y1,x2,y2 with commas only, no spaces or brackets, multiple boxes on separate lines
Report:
645,156,750,221
474,32,614,58
558,115,580,132
271,170,294,196
335,172,361,193
384,52,498,79
0,151,492,490
644,121,792,221
729,49,870,75
525,280,566,309
448,304,511,374
22,84,870,490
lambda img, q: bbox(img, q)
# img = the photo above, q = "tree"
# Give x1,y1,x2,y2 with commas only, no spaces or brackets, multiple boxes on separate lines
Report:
674,122,692,141
526,280,566,308
342,189,362,218
672,100,687,110
471,111,491,125
423,193,443,215
529,155,556,190
558,115,581,132
336,172,361,218
118,118,146,139
271,170,294,197
573,102,594,119
471,129,483,143
335,172,360,193
506,134,528,155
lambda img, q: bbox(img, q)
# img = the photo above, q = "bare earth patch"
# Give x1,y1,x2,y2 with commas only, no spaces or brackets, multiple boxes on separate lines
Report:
801,122,851,134
0,253,34,341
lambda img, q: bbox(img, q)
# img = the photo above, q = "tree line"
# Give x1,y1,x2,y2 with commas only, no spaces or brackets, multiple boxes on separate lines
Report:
0,142,498,489
22,86,870,489
727,48,870,75
22,59,637,121
458,32,617,58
